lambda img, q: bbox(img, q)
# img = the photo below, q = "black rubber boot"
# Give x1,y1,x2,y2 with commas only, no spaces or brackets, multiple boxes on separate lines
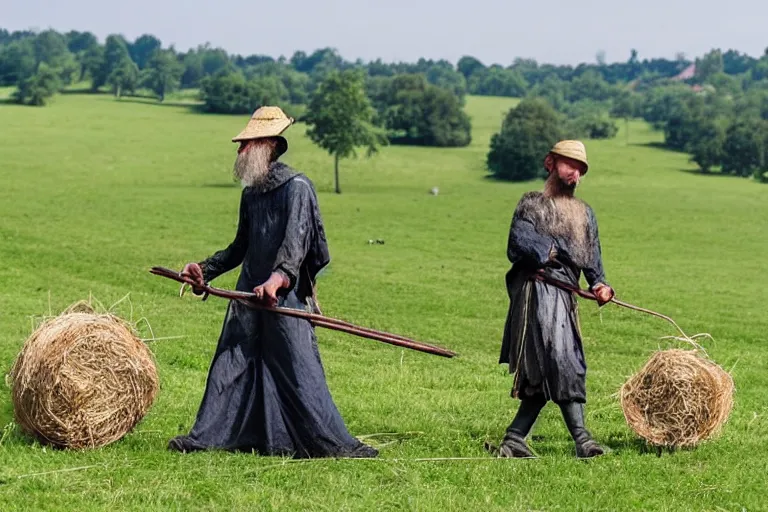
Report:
342,443,379,459
558,401,605,459
496,395,547,458
167,435,207,453
497,433,536,458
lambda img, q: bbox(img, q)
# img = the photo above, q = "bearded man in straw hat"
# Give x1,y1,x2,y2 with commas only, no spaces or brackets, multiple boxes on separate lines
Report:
492,140,615,459
168,106,378,459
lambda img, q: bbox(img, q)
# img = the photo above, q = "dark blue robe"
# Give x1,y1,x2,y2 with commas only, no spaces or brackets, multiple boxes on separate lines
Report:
177,162,372,458
500,191,609,404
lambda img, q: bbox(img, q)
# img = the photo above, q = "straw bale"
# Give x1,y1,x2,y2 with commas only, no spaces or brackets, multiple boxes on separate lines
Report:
619,349,734,448
9,302,159,449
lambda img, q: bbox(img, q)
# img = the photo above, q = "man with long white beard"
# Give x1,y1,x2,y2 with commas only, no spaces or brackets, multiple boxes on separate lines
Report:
168,106,378,459
493,140,615,459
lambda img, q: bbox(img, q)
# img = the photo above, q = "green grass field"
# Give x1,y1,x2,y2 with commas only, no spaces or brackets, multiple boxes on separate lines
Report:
1,93,766,511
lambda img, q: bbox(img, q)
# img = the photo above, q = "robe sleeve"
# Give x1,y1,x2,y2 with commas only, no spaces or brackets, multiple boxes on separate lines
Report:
582,206,609,290
272,178,317,290
507,195,555,267
198,189,249,282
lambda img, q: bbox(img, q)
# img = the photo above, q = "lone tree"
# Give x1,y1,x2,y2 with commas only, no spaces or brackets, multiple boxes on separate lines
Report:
305,69,386,194
688,120,726,173
611,90,637,144
108,58,139,98
13,62,61,106
721,119,768,177
141,49,183,102
487,98,563,181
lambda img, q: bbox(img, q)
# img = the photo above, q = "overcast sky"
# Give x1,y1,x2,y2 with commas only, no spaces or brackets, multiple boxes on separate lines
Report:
3,0,767,66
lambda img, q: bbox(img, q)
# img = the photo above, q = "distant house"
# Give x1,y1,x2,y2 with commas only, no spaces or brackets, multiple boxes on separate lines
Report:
672,63,696,81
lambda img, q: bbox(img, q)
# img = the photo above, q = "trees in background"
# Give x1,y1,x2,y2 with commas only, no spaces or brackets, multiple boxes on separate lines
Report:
108,59,139,98
720,119,768,180
304,69,386,194
368,73,471,147
140,49,184,101
12,62,60,105
487,98,563,181
1,26,767,182
610,90,640,143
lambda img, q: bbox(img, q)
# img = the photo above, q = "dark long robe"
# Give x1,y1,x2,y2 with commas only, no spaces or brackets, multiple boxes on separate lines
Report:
499,191,609,404
180,161,370,458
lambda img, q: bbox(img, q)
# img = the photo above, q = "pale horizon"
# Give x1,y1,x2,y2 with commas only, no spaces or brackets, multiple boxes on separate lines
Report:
4,0,768,67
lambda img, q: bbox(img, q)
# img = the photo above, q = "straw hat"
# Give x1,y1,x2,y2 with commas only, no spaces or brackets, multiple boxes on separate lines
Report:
546,140,589,173
232,106,294,155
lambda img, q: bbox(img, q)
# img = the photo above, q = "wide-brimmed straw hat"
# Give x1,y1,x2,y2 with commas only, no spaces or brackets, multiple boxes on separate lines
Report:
546,140,589,174
232,106,294,155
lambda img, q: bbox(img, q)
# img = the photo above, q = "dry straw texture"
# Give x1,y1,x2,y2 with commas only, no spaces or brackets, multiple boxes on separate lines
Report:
619,348,734,448
8,301,159,450
231,105,294,142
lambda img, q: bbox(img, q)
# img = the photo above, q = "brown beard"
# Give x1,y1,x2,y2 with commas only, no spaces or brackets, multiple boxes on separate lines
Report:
543,169,578,198
545,171,586,242
233,140,275,188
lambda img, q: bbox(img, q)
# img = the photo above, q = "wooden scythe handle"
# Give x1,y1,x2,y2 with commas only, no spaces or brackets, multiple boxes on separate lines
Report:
149,266,458,358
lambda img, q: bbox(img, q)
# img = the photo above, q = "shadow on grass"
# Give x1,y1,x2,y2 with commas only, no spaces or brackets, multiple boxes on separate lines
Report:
603,435,654,455
631,141,676,152
60,88,107,95
481,173,546,185
113,96,206,111
0,402,14,428
679,168,757,179
201,182,239,189
601,431,695,457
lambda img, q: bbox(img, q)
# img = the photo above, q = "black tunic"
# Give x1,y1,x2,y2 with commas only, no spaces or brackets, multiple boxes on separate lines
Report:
180,162,369,458
499,191,609,404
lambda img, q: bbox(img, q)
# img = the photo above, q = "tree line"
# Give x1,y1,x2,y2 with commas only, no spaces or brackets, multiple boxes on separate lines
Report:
0,28,474,148
3,27,714,104
2,28,768,182
487,49,768,184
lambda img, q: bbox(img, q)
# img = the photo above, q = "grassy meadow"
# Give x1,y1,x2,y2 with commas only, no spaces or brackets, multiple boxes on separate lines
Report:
0,92,766,511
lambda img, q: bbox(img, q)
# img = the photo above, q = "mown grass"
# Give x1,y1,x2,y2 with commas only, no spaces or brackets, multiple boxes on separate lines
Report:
0,93,766,511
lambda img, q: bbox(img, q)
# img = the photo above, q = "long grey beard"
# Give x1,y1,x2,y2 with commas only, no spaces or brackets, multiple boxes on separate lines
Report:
233,146,272,188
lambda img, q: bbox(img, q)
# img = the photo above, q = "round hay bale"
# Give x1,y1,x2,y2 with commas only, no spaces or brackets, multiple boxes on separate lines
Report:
8,304,159,450
619,348,734,448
